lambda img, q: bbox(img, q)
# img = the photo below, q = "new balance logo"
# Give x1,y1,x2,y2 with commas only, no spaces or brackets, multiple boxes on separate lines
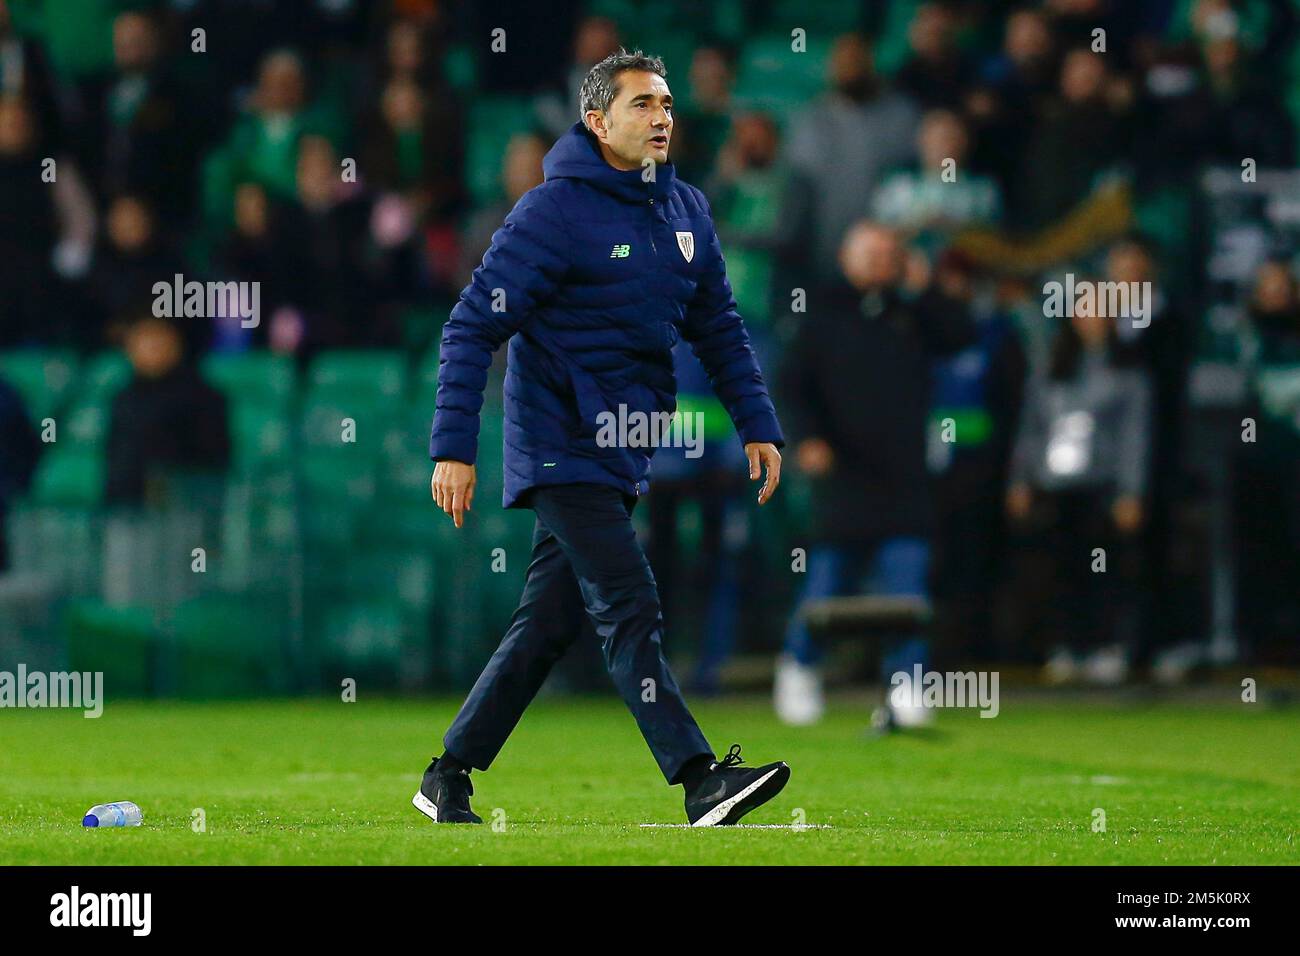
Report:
610,244,631,258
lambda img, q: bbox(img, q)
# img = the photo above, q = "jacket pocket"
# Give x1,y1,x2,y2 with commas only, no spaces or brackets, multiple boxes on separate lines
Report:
567,364,613,440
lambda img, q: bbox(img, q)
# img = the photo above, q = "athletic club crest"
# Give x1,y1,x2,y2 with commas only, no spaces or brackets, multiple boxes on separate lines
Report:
675,231,694,263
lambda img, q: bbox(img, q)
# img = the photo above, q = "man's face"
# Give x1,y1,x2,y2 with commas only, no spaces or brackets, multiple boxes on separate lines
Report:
108,196,151,252
0,96,32,154
909,4,954,62
734,114,777,168
1061,50,1106,103
126,319,182,378
113,13,156,73
918,110,966,167
830,34,873,97
258,55,305,115
1006,10,1051,65
587,70,673,171
503,134,546,201
1071,307,1108,346
839,224,903,291
1106,243,1152,285
1254,262,1296,315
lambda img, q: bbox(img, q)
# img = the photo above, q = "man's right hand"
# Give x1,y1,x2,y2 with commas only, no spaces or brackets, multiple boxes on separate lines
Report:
432,460,476,529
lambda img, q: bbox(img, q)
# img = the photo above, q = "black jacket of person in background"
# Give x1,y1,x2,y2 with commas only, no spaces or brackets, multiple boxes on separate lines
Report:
780,280,976,544
0,379,41,569
105,366,231,505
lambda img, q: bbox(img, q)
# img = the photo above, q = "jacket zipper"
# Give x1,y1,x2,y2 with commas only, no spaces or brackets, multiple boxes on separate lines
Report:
639,198,656,497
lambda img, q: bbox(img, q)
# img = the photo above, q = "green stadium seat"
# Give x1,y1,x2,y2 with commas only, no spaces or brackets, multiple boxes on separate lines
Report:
586,0,639,26
55,353,132,451
623,31,695,93
6,504,99,594
62,398,113,448
467,95,538,207
81,352,133,401
872,0,926,76
29,450,105,507
307,350,408,404
414,346,441,397
399,303,452,354
201,350,297,409
0,350,78,424
299,452,377,507
724,248,773,326
229,403,292,473
443,42,477,92
732,37,829,122
171,596,288,697
301,505,361,553
321,599,404,678
379,414,435,498
299,395,395,460
769,0,862,33
63,600,156,697
361,501,442,551
319,548,436,614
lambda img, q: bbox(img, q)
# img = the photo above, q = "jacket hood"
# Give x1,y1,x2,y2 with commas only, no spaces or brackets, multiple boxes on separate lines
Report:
543,122,676,203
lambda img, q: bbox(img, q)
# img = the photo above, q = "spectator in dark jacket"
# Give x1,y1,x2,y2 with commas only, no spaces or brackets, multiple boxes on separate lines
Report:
671,43,737,186
923,250,1026,664
775,221,975,727
894,2,975,110
0,94,57,347
1013,47,1130,231
1106,234,1194,669
271,135,382,351
105,316,231,506
82,11,201,219
0,377,40,570
89,194,184,344
967,7,1059,204
0,0,62,152
1235,259,1300,667
1196,29,1294,168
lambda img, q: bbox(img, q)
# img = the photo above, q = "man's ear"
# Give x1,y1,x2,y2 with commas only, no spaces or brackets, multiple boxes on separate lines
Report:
585,110,608,142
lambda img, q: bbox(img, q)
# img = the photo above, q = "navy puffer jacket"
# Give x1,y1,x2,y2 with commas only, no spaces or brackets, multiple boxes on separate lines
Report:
429,122,784,507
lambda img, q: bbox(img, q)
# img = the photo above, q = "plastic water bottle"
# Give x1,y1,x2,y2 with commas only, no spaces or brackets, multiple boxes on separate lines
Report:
82,802,143,827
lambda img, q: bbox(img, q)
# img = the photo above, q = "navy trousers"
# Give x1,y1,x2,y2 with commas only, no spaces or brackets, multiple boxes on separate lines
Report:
443,483,713,784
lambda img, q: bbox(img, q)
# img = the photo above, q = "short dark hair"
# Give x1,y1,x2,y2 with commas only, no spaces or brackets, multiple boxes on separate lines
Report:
579,48,666,128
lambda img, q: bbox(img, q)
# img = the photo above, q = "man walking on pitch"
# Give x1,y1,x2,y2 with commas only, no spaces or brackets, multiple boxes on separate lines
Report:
416,50,790,826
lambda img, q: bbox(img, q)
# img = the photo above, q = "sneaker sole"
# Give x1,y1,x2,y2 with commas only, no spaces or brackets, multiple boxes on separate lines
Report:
412,789,482,824
691,763,791,827
411,790,440,822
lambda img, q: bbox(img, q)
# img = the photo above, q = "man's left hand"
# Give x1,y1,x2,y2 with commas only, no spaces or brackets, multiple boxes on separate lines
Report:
745,442,782,506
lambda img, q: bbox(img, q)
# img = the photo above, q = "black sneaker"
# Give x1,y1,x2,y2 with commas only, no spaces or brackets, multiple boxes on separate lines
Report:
412,757,483,824
685,744,791,827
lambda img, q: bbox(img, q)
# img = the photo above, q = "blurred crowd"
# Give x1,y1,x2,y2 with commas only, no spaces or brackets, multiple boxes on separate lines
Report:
2,0,1299,693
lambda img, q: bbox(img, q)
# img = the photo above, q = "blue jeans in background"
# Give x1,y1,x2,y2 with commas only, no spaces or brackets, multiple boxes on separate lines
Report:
782,537,932,681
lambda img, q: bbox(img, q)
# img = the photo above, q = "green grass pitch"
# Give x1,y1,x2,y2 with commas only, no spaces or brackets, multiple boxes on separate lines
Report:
1,695,1297,864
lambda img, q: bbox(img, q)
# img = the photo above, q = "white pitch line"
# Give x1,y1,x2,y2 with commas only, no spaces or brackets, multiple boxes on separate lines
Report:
639,823,832,829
